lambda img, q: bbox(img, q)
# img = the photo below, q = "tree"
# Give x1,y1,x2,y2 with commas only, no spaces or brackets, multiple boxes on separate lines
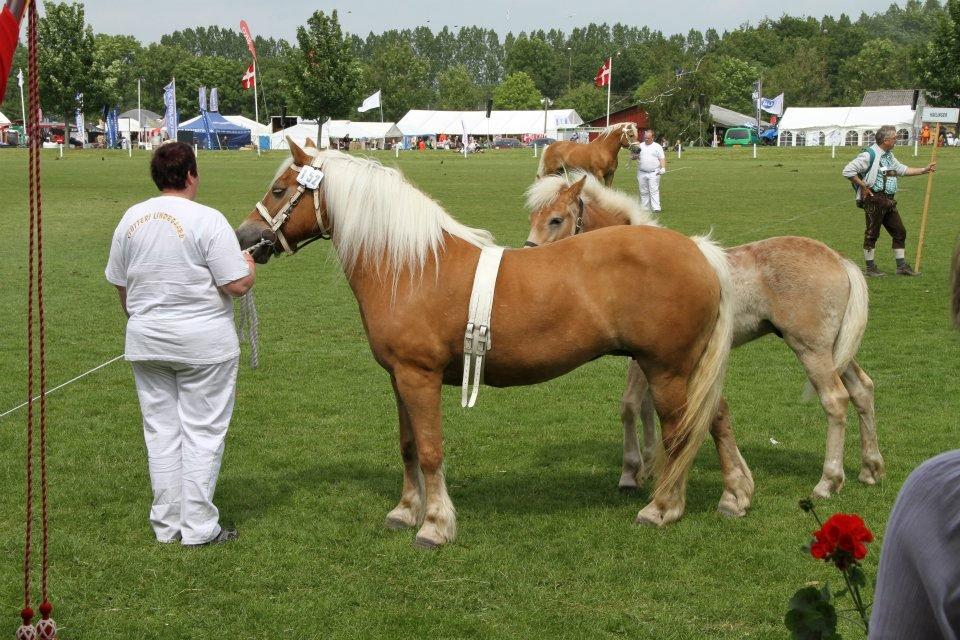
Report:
361,40,432,121
765,44,831,107
506,36,562,98
90,34,142,111
493,72,542,110
1,45,26,122
38,1,95,142
708,55,759,115
836,39,912,104
916,0,960,106
287,10,364,126
436,65,482,110
555,82,607,122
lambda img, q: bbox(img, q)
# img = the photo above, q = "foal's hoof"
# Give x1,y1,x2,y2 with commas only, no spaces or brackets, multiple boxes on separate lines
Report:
811,476,844,500
858,456,885,486
717,493,748,518
413,535,441,550
385,515,414,530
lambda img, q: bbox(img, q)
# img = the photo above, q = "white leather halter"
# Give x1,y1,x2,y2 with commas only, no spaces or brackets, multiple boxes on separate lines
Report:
254,156,330,255
461,246,505,408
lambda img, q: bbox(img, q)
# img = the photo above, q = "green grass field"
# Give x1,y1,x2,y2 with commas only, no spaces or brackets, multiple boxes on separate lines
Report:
1,144,958,639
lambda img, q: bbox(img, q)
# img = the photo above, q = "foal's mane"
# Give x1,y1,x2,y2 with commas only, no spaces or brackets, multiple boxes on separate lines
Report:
279,148,496,277
597,122,634,141
524,170,660,228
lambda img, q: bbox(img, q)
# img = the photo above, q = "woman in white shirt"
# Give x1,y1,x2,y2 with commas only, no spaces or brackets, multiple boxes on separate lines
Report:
105,142,254,546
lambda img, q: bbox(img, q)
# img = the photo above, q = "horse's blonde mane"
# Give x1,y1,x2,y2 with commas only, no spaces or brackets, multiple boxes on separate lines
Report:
597,122,636,140
524,170,660,228
289,149,496,278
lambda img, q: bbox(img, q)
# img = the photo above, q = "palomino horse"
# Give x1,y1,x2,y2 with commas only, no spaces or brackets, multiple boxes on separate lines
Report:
524,173,884,500
236,141,736,548
537,122,638,186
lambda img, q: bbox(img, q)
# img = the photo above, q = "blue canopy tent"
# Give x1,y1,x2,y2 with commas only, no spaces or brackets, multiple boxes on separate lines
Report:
178,111,251,149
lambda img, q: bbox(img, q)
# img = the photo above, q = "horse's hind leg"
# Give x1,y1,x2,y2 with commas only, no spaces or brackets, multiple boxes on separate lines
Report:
712,398,755,517
619,360,658,490
392,367,456,549
841,361,884,485
384,375,425,530
799,351,851,499
635,375,694,526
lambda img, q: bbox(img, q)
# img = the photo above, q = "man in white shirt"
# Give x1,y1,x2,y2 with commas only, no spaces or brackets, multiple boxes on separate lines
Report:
632,129,667,213
105,142,255,546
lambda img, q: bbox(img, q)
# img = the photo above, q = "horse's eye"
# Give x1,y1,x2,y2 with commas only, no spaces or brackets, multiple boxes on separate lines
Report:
271,186,286,197
549,217,564,226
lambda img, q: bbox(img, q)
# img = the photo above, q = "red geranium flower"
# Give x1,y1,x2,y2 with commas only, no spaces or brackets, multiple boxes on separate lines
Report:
810,513,873,569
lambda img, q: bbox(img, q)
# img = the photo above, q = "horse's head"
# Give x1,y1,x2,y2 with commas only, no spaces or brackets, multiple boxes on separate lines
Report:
523,176,587,247
235,137,332,263
619,123,639,148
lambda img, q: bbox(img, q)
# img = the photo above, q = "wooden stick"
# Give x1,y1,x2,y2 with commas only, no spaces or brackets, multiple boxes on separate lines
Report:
915,122,939,272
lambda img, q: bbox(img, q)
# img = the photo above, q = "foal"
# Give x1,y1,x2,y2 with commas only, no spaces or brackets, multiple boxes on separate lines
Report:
525,173,884,500
538,123,638,186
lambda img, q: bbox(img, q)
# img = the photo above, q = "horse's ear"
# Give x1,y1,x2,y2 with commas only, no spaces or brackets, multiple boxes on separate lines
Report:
287,136,311,166
567,175,588,199
304,137,317,149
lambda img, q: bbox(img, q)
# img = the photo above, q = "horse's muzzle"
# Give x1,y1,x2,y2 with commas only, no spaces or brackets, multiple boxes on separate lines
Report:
236,222,277,264
523,241,538,248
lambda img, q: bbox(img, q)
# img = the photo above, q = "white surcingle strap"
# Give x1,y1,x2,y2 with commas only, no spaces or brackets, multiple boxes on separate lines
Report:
461,246,505,408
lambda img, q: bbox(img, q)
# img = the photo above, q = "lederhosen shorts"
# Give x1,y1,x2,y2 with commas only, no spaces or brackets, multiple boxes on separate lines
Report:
861,192,906,250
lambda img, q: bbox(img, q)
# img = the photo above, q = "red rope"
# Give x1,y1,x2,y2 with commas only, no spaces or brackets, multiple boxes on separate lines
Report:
22,0,36,620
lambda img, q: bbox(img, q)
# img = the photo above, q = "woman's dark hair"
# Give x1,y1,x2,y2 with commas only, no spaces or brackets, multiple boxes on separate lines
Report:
150,142,198,191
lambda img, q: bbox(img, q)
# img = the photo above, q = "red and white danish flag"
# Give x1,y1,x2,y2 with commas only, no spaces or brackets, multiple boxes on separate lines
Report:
241,64,256,90
594,57,611,87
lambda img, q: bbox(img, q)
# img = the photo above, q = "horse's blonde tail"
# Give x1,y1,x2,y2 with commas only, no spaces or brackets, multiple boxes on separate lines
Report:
801,257,869,401
655,236,735,501
536,142,549,177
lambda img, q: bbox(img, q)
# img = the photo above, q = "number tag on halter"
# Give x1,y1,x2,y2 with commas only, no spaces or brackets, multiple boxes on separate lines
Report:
297,165,324,190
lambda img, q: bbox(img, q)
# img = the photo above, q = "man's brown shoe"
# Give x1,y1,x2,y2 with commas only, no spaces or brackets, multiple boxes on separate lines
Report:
896,263,920,276
864,265,886,277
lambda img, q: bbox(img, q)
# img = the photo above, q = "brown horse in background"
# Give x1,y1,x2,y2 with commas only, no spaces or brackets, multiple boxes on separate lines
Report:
538,122,638,186
236,141,737,548
525,172,884,501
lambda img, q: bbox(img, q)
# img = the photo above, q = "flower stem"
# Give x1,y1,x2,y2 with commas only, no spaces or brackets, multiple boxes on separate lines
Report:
842,568,870,633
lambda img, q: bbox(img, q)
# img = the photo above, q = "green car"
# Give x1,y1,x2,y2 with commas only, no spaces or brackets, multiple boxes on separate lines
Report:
724,127,761,146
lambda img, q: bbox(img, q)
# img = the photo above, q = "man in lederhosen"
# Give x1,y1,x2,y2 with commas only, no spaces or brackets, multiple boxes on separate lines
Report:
842,125,936,277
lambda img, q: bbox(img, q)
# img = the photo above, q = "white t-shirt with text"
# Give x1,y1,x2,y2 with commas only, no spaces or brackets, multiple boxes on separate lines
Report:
637,142,665,173
105,195,249,364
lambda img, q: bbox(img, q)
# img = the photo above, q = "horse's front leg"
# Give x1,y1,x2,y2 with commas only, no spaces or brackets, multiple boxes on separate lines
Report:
384,375,425,530
393,366,455,549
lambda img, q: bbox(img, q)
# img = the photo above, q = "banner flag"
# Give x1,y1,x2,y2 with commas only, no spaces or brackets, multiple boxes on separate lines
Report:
594,58,611,87
199,85,207,112
241,65,256,90
163,79,178,140
210,87,219,112
239,19,258,62
74,92,84,145
357,90,381,113
757,93,784,116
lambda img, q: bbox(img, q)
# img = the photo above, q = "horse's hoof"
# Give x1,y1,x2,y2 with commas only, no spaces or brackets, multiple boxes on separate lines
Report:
385,515,414,530
717,499,747,518
811,478,842,500
618,483,638,494
413,535,441,550
859,457,885,486
634,503,664,527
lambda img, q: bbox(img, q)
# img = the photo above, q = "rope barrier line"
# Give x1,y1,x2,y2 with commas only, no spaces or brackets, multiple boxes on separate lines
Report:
0,355,125,421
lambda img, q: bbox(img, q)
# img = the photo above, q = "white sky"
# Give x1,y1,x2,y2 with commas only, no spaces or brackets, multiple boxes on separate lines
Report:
83,0,902,43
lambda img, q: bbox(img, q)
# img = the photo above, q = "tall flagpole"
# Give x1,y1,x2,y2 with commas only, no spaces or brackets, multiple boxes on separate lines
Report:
605,57,612,127
253,61,260,124
18,69,26,137
137,77,141,147
379,88,383,123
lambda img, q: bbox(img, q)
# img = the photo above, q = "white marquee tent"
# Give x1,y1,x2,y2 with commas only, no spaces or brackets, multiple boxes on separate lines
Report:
397,109,583,138
268,120,403,150
179,114,272,138
776,105,915,147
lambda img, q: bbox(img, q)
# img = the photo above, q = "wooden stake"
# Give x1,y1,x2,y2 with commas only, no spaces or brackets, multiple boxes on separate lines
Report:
915,122,939,272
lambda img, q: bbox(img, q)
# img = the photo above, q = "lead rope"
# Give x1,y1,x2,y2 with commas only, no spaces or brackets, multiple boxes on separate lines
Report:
18,3,57,639
237,291,260,369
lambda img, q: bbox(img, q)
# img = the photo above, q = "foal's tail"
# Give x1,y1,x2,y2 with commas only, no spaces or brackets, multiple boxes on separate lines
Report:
656,236,735,500
834,257,869,372
801,256,869,401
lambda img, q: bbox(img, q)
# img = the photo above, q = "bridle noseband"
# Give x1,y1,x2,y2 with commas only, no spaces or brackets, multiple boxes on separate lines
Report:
254,155,331,256
524,197,584,248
